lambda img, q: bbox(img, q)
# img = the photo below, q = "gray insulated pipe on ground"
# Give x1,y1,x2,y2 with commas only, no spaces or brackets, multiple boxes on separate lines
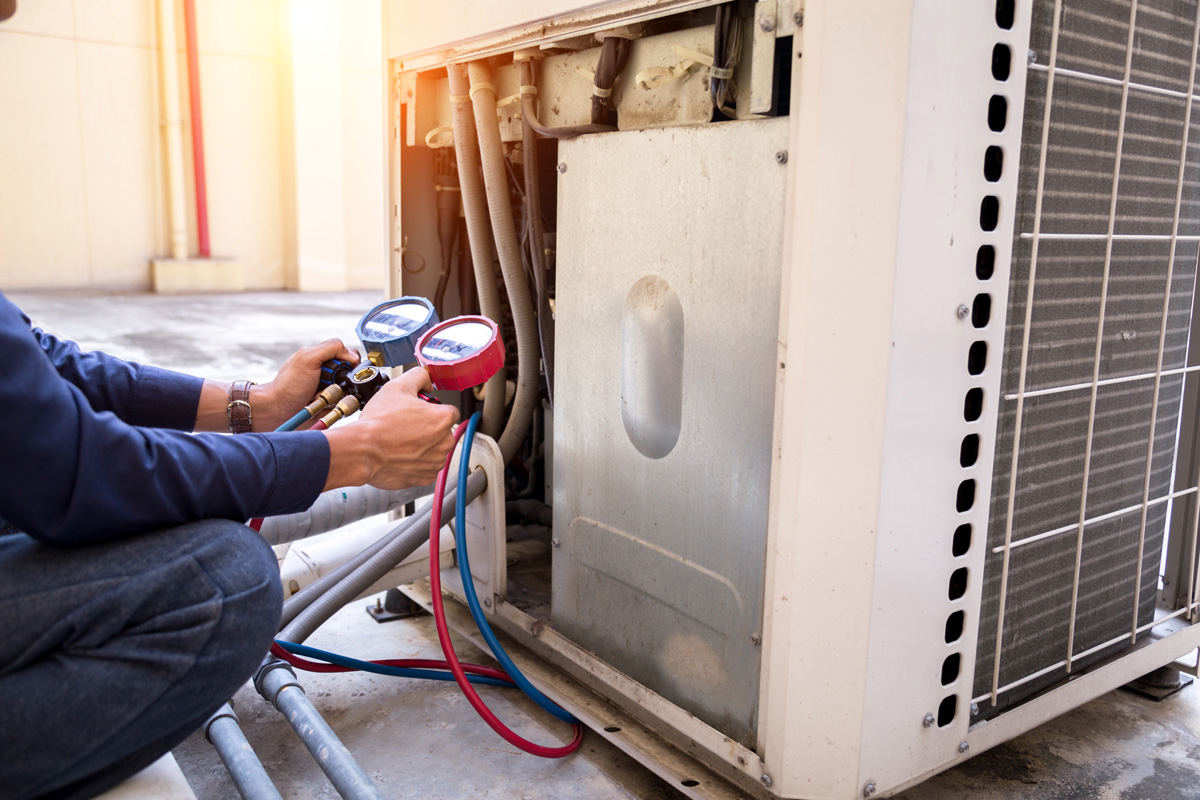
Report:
279,469,489,643
256,483,432,546
204,704,284,800
448,63,506,440
467,60,540,465
255,663,385,800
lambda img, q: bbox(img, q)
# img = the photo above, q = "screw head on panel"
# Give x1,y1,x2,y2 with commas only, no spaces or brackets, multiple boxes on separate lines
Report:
760,773,773,788
556,163,567,174
1028,49,1037,64
758,16,775,32
793,11,804,26
750,633,762,646
923,713,935,728
958,741,970,754
863,783,877,797
775,150,788,164
957,304,971,319
970,703,980,717
483,597,492,609
551,538,562,548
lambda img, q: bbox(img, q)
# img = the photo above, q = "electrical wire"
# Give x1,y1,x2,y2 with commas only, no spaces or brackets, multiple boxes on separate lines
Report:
711,3,743,117
429,418,584,758
271,640,515,688
455,413,574,721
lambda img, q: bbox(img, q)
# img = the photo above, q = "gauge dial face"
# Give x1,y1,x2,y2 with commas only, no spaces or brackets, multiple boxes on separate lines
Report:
361,301,431,341
419,321,494,363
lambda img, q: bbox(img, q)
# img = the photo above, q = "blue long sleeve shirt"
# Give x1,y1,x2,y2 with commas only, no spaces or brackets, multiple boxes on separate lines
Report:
0,291,330,546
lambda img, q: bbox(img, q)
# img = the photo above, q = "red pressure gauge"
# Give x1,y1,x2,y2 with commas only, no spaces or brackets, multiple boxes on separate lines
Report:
415,315,506,391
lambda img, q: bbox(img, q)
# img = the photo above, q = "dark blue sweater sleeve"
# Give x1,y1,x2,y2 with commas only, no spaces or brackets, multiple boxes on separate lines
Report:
21,309,202,431
0,294,330,546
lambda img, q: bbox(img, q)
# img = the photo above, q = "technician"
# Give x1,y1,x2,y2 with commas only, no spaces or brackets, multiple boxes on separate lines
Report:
0,289,458,800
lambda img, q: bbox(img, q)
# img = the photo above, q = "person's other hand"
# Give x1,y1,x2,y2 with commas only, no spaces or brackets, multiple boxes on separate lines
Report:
322,368,460,491
252,339,360,432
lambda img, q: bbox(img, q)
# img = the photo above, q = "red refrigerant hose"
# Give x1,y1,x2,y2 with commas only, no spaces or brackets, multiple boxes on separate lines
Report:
428,423,583,757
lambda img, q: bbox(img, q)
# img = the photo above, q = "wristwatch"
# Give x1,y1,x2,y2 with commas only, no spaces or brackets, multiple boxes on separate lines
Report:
227,380,256,434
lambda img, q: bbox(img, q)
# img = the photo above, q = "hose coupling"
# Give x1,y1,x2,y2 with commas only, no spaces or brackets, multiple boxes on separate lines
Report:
318,395,361,428
305,384,345,417
203,702,239,743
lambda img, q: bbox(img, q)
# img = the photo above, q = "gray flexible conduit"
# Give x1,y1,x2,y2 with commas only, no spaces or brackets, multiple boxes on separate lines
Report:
204,704,284,800
256,664,385,800
448,63,506,440
256,483,432,546
279,469,488,643
468,60,540,465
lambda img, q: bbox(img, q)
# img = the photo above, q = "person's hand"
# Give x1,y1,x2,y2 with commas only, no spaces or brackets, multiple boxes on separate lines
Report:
322,367,460,491
251,339,360,432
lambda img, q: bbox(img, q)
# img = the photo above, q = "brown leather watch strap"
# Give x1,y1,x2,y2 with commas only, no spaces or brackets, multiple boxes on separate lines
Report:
227,380,256,434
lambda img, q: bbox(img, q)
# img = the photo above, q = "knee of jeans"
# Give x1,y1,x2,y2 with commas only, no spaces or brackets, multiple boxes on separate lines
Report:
202,520,282,644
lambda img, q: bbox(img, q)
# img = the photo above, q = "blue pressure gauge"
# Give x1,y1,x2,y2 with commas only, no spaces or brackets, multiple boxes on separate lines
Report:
356,296,439,368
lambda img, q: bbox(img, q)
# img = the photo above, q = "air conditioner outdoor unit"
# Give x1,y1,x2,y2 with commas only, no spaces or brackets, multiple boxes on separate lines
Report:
385,0,1200,797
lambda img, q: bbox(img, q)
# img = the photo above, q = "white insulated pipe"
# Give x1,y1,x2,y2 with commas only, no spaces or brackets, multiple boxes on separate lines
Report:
154,0,189,261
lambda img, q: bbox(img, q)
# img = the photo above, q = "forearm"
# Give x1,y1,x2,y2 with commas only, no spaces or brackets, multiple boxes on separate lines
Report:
194,380,288,433
322,425,373,492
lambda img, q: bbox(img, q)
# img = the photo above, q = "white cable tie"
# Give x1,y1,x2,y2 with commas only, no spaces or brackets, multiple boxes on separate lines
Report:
467,82,494,99
519,84,538,96
671,43,714,67
575,66,597,82
710,66,734,80
424,126,455,148
593,86,613,98
495,93,522,107
448,93,471,104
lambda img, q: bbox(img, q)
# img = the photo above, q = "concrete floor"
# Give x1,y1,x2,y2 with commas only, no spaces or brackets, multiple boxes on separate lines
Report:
10,288,1200,799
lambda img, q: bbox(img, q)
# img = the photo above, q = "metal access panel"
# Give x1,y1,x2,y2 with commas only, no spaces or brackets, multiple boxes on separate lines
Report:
552,117,788,748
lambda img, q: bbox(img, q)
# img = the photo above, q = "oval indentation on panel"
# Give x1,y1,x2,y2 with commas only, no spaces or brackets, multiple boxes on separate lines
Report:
622,275,684,459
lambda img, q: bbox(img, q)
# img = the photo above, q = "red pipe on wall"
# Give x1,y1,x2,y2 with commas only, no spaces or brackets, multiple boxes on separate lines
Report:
183,0,210,258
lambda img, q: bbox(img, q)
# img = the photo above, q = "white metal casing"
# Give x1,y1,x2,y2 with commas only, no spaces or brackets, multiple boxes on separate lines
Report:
387,1,1200,797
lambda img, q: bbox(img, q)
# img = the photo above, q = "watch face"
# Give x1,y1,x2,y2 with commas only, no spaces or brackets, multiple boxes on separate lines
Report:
419,321,494,363
361,301,431,341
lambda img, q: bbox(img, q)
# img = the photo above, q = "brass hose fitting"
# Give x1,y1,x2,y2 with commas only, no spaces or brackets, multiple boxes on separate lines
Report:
318,395,361,428
305,384,345,418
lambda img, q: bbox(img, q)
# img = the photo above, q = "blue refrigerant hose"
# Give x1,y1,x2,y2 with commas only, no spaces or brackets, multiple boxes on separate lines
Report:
455,411,577,724
276,407,312,432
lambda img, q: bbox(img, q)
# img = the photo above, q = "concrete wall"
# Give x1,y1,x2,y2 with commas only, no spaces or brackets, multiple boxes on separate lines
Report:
0,0,386,292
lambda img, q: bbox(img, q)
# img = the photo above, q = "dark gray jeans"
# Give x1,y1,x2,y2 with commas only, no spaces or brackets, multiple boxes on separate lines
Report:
0,519,282,800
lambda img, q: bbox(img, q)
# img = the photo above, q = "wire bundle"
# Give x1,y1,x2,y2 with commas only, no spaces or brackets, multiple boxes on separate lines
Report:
711,3,743,117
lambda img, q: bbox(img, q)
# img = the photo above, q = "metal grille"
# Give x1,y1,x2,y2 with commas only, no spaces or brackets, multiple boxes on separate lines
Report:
973,0,1200,714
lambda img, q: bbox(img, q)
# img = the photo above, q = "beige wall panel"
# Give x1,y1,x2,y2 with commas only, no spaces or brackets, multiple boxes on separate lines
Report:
338,0,380,73
77,42,161,289
199,53,287,288
0,33,90,288
340,67,386,291
198,0,278,60
73,0,154,48
1,0,74,39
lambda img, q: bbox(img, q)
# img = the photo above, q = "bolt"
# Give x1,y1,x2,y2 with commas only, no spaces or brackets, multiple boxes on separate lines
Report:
375,598,383,611
970,703,980,717
551,537,561,548
863,783,877,797
556,163,567,174
793,11,804,26
1028,49,1037,64
957,304,971,319
483,597,492,609
760,773,773,788
923,713,935,728
750,633,762,646
775,150,788,164
958,741,970,754
758,15,775,32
